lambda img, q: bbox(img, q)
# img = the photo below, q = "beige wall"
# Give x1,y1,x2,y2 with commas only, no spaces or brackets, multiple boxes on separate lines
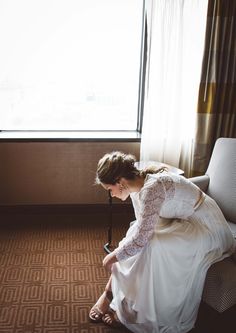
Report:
0,142,140,205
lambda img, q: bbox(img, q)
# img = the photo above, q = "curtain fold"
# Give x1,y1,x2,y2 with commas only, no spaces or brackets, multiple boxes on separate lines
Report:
140,0,208,177
191,0,236,176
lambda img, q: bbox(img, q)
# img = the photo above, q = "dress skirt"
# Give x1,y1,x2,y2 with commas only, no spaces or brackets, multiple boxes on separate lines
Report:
110,195,235,333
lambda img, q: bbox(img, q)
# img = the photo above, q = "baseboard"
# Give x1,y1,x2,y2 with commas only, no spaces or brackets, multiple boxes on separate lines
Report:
0,203,134,215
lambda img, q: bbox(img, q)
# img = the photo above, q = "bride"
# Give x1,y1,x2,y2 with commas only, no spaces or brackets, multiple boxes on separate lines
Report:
89,151,235,333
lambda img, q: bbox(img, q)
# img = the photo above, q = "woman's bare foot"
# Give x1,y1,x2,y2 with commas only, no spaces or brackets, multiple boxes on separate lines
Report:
102,309,122,328
89,290,113,322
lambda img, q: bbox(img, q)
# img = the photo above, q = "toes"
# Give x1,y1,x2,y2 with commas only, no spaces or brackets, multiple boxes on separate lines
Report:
90,311,98,319
89,306,103,322
103,314,112,324
102,311,122,328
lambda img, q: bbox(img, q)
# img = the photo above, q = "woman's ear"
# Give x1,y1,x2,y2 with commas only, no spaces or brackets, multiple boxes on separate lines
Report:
115,178,121,185
118,177,127,188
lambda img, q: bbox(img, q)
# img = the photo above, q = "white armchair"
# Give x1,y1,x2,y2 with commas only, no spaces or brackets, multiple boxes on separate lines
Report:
189,138,236,314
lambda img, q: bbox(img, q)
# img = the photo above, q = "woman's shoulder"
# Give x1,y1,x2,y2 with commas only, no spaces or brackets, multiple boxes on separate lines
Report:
139,171,183,200
146,171,180,184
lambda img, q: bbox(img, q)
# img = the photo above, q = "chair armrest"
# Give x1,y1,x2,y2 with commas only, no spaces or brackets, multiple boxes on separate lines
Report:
188,175,210,193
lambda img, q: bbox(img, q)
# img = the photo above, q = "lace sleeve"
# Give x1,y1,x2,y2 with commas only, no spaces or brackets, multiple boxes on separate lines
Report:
115,176,175,261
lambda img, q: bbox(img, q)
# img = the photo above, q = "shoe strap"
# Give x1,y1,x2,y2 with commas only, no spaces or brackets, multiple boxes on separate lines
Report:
105,290,113,302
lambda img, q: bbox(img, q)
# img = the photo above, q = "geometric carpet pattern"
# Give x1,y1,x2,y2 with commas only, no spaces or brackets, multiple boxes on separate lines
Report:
0,212,131,333
1,212,235,333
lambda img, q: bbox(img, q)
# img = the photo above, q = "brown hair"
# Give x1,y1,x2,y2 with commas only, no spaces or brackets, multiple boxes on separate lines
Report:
96,151,166,185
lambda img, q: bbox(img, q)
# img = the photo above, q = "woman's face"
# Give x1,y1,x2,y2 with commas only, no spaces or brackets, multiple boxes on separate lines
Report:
101,182,130,201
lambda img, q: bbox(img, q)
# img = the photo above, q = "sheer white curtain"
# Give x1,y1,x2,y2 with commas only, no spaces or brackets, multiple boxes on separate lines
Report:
140,0,208,176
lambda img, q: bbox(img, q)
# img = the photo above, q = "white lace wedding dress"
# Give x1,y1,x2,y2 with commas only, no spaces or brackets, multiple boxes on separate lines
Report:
110,172,235,333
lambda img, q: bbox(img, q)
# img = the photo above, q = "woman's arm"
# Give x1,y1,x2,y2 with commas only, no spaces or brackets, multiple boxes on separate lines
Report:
114,177,174,261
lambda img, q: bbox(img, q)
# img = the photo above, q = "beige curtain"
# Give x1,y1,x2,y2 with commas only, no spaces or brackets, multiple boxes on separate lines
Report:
191,0,236,176
140,0,208,177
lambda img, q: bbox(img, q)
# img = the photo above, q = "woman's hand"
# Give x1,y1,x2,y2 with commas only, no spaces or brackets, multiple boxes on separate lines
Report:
103,252,118,272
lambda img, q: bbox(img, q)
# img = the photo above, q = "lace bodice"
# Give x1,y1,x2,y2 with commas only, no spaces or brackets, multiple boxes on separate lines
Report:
114,172,204,261
115,174,175,261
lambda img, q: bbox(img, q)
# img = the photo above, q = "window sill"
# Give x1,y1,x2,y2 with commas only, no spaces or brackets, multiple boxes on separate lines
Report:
0,131,141,142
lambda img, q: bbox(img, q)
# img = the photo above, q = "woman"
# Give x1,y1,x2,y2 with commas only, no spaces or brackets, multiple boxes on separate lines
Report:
89,151,235,333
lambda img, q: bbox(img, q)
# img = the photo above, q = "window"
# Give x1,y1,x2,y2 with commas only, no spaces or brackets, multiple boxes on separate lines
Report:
0,0,143,131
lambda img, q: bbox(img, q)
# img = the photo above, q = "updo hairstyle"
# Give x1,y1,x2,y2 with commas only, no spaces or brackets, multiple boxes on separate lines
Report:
96,151,165,185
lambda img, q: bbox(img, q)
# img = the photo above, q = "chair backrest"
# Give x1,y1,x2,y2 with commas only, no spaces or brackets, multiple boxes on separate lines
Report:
206,138,236,223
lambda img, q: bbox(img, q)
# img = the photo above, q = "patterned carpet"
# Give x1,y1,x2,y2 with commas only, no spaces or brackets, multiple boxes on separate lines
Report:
0,211,235,333
0,212,131,333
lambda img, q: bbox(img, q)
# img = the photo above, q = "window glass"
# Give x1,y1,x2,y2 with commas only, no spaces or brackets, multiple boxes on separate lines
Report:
0,0,143,131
